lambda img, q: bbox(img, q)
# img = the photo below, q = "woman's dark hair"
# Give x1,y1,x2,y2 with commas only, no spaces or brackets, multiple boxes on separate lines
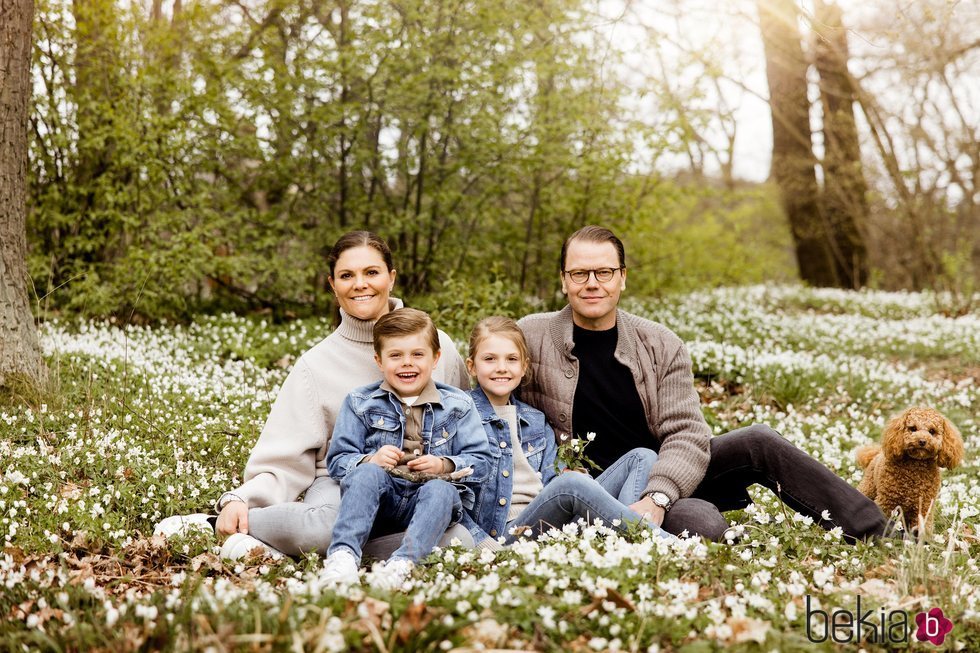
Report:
327,231,393,276
559,225,626,271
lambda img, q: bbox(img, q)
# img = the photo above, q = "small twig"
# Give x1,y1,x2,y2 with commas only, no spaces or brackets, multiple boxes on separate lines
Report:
123,273,151,400
35,272,87,303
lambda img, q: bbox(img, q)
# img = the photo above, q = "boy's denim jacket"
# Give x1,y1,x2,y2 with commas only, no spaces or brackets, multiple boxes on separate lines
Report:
460,386,559,544
327,381,492,509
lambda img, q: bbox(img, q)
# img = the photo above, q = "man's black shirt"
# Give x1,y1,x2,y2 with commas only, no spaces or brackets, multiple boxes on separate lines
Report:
571,323,653,475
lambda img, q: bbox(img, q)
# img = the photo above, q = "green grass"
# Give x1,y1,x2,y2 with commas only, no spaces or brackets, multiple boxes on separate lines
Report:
1,284,977,651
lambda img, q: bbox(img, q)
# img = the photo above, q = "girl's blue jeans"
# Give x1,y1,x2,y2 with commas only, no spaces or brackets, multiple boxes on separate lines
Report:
505,447,674,543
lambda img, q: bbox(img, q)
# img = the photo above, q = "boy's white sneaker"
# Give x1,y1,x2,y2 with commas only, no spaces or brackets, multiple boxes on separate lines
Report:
367,558,414,591
320,550,360,586
153,513,214,538
220,533,284,561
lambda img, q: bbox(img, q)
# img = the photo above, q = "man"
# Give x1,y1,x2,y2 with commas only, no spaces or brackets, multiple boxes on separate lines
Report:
518,225,887,541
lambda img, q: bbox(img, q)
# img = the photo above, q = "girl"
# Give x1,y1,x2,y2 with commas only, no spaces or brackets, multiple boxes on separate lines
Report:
461,316,673,549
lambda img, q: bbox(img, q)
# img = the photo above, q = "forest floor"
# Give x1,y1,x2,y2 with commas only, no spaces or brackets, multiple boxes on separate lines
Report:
1,284,978,651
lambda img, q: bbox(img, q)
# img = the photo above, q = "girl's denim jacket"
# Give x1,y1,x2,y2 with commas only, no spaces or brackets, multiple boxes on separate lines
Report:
327,381,492,509
460,386,559,544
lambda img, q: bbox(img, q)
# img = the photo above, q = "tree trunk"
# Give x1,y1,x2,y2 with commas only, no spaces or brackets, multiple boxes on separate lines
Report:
1,0,44,385
757,0,838,286
337,0,350,229
814,0,870,288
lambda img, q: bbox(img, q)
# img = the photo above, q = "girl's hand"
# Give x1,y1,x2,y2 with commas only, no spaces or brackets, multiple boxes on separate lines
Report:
407,455,449,474
629,496,665,527
369,445,404,468
216,500,248,536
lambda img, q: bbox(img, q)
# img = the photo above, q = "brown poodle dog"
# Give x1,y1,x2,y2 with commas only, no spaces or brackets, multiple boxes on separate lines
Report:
856,407,964,534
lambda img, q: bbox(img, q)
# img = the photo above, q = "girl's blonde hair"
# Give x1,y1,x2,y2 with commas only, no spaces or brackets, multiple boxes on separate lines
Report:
467,316,532,385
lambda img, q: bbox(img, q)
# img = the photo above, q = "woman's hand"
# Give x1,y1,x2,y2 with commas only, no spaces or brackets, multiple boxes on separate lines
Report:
407,455,449,474
369,445,404,468
216,500,249,536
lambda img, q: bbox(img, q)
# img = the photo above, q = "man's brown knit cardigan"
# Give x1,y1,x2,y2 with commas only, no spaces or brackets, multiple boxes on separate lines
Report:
518,305,710,502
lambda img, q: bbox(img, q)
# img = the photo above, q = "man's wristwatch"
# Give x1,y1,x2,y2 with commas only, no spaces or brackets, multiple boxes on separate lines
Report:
649,492,672,512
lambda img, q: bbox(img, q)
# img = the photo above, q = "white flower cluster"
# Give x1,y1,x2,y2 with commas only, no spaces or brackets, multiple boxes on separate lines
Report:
0,287,976,647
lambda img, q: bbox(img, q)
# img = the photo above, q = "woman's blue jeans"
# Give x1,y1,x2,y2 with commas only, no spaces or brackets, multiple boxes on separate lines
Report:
504,448,674,543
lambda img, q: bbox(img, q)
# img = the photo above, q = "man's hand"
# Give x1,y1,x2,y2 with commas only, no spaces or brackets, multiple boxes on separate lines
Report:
407,455,449,474
216,500,248,536
369,445,404,468
629,495,665,527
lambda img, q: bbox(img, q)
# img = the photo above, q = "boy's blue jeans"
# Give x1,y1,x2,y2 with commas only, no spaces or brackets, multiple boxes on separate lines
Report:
328,463,462,563
505,448,674,543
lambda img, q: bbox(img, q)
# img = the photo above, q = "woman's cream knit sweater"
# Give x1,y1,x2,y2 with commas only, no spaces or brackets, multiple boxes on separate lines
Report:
218,299,469,509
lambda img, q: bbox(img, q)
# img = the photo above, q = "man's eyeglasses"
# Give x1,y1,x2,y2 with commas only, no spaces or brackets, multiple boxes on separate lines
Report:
562,267,623,284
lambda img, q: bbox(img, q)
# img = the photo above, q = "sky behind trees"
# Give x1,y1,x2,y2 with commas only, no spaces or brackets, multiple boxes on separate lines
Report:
594,0,978,188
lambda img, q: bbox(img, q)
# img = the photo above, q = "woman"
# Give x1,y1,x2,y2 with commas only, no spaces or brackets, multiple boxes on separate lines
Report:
156,231,471,559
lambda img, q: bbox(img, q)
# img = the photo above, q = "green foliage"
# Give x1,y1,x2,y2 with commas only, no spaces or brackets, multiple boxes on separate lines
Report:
933,243,977,317
553,432,600,475
414,270,543,342
27,0,645,320
623,179,797,296
27,0,802,321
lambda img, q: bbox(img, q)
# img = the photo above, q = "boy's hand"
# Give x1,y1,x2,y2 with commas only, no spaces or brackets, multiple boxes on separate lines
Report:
407,455,449,474
369,445,404,468
216,500,248,536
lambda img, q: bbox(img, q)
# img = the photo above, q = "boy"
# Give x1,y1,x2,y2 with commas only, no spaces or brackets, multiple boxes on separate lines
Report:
321,308,491,589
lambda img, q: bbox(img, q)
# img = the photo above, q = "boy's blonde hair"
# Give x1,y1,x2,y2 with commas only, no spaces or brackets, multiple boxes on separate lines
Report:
467,316,532,384
373,308,440,356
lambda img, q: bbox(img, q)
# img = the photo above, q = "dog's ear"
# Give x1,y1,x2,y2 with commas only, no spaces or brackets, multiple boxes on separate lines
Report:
937,415,964,469
881,412,907,460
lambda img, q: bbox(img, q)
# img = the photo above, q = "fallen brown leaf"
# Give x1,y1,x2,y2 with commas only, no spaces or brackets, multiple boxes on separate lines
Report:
9,600,34,620
60,482,84,500
351,596,391,633
457,615,509,649
190,552,223,573
576,587,636,616
728,616,770,644
2,546,26,563
396,601,434,644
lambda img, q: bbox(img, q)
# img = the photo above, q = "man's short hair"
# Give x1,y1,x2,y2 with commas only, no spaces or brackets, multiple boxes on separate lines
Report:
373,307,441,356
559,225,626,271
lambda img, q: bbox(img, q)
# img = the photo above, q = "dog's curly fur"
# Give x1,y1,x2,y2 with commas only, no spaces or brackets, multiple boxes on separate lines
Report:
856,407,963,533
